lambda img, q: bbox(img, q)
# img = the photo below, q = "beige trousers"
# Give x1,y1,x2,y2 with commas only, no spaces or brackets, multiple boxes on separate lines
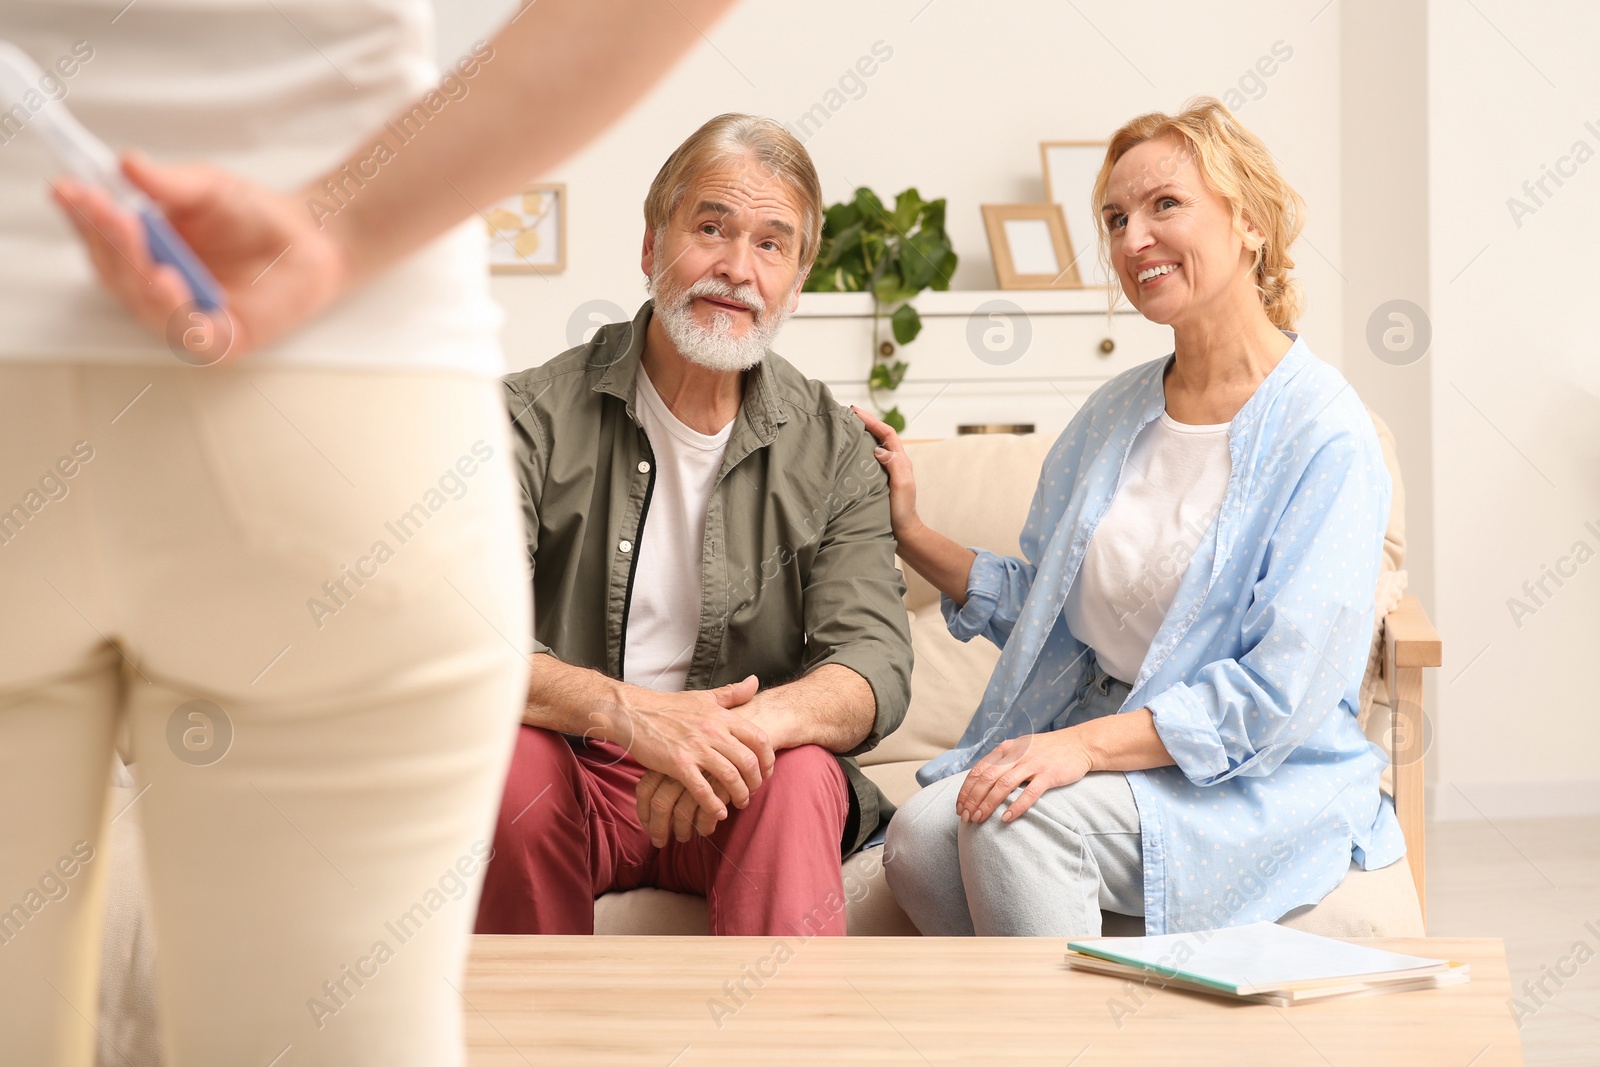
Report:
0,363,530,1066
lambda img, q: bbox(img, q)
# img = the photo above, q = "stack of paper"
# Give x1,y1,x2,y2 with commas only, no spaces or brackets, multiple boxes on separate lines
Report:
1065,921,1470,1007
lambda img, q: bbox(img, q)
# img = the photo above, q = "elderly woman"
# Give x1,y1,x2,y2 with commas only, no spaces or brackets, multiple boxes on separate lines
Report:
857,97,1404,937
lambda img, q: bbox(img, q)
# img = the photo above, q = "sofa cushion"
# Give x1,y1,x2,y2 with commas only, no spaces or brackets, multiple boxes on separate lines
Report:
593,853,1423,939
592,846,919,937
593,886,708,935
857,606,999,774
843,846,920,937
1099,859,1424,938
1358,411,1410,776
858,759,926,810
1277,858,1425,937
1368,410,1407,579
895,433,1056,612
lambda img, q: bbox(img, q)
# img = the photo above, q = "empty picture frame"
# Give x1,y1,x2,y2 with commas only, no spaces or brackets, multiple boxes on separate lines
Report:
1040,141,1109,286
981,203,1080,289
486,182,566,273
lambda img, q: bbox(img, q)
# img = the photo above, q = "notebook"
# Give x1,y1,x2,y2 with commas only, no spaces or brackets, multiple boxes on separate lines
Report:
1064,948,1470,1006
1065,921,1468,1000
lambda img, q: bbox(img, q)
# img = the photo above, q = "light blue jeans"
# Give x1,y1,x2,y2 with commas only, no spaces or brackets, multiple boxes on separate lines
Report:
884,657,1144,936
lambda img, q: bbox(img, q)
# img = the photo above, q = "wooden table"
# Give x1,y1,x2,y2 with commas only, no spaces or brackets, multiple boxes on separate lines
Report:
464,935,1524,1066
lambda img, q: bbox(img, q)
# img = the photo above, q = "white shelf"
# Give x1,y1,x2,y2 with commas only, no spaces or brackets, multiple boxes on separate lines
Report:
791,288,1136,319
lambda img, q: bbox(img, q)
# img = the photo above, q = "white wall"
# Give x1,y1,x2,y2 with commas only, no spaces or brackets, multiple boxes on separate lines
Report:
1425,0,1600,818
1338,0,1435,620
433,0,1347,373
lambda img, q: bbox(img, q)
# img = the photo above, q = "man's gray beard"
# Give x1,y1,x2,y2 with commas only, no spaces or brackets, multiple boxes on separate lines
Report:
647,271,794,373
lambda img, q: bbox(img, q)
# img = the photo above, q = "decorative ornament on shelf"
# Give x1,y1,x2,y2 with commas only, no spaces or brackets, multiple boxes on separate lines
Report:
980,203,1082,290
803,186,957,432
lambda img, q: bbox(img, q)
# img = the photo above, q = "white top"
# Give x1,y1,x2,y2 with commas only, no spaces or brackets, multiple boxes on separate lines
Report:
0,0,502,373
623,367,734,692
1064,410,1232,684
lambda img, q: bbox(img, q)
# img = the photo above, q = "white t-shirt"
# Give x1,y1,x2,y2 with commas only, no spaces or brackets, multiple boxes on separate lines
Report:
0,0,502,373
622,367,734,692
1064,411,1232,684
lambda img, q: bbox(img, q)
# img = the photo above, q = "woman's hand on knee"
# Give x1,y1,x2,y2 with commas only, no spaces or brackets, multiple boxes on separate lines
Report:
956,732,1093,825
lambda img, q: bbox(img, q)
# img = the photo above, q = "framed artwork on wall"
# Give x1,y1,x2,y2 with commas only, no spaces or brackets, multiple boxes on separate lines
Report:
1040,141,1109,286
486,182,566,273
981,203,1080,289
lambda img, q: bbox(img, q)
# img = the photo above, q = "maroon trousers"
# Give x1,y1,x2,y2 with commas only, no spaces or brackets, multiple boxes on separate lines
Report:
475,726,850,936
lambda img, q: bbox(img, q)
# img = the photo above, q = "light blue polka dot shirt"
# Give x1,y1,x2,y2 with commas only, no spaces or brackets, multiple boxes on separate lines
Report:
918,335,1407,934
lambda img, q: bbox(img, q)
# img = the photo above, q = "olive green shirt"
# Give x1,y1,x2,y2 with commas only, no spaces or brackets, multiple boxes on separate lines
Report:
502,300,913,855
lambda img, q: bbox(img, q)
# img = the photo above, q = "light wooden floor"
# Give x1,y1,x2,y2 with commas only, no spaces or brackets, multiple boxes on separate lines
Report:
1427,814,1600,1066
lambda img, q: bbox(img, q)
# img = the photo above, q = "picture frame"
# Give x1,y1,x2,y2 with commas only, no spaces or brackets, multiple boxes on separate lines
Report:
1040,140,1109,286
486,182,566,273
980,203,1080,289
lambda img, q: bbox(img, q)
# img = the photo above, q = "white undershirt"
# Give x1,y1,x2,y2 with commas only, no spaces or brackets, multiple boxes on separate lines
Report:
623,368,734,692
1064,411,1232,684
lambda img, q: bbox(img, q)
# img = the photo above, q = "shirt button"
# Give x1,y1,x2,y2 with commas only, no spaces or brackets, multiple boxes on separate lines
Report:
638,460,651,474
619,540,632,554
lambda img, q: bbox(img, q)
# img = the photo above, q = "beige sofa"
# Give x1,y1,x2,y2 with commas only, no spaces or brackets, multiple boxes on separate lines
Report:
596,417,1431,938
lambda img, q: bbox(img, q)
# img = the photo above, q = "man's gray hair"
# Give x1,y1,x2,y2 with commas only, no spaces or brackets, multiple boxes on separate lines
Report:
643,113,824,269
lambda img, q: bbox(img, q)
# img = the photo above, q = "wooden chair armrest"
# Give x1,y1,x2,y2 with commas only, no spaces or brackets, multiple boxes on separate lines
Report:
1384,594,1441,668
1382,593,1438,927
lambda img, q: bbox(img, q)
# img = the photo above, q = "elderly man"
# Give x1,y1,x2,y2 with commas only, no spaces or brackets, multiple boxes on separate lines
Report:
474,114,912,938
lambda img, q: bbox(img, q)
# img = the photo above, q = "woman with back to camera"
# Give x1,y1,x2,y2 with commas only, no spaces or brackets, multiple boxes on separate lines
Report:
858,97,1405,937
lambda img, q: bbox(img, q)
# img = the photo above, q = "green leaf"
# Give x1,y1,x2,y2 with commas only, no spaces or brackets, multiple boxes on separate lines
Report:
872,275,916,307
883,407,907,433
816,236,871,290
853,187,886,224
829,221,865,262
859,230,887,277
837,268,867,293
900,229,946,292
825,201,860,232
868,360,908,392
920,197,947,233
891,188,924,233
931,248,959,291
890,303,922,346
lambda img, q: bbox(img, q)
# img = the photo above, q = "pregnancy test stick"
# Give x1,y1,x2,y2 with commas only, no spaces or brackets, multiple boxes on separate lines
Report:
0,40,225,310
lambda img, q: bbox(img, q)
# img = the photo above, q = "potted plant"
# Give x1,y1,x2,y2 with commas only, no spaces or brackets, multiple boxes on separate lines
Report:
803,187,957,431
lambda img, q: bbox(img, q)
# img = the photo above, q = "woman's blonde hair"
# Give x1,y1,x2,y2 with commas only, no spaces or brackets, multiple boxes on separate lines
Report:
644,113,824,270
1091,96,1305,331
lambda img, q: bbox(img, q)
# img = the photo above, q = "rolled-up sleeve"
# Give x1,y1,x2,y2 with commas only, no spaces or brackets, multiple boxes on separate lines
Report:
1146,432,1389,785
800,435,913,758
942,549,1037,647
